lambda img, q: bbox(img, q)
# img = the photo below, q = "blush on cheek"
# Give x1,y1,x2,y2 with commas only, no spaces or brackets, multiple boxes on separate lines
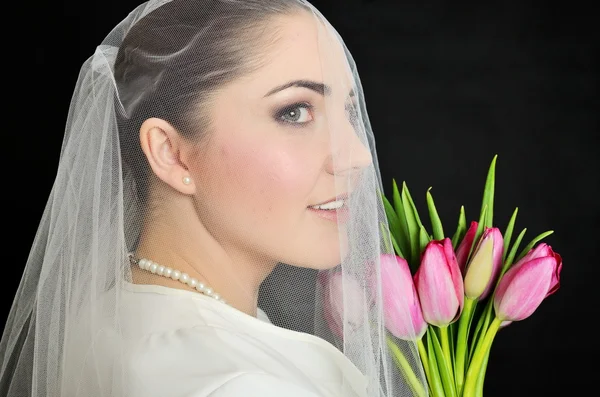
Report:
217,138,317,230
263,151,318,209
219,143,277,217
201,130,338,267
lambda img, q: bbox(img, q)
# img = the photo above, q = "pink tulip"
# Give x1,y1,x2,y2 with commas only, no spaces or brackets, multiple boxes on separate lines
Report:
463,227,504,299
379,254,427,340
318,270,366,339
493,243,562,321
456,221,478,274
414,238,464,327
515,243,562,298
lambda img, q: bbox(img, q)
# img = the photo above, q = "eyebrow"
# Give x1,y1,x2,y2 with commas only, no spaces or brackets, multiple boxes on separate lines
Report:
265,80,331,97
264,79,355,99
264,79,330,97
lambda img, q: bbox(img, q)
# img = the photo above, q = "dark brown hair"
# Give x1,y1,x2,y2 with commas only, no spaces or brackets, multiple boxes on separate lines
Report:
114,0,309,202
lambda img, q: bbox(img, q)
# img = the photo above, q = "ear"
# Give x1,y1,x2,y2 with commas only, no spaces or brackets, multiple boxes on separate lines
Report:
139,117,196,195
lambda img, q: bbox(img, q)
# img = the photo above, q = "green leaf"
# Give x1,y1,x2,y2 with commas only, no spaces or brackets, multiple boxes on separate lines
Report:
455,297,477,395
386,335,428,397
381,191,400,239
515,230,554,263
480,155,497,228
401,183,421,269
392,179,412,259
426,188,445,241
502,207,519,263
419,225,431,254
451,206,467,249
467,205,488,264
402,181,425,228
391,231,405,259
379,222,392,254
417,339,432,391
429,328,457,397
392,179,402,216
502,227,527,273
426,330,446,397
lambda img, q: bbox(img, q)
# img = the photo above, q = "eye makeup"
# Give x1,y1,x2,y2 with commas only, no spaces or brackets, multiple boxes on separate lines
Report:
273,102,315,127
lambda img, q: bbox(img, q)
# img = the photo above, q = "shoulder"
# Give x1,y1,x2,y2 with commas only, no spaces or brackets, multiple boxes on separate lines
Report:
121,326,320,395
208,372,321,397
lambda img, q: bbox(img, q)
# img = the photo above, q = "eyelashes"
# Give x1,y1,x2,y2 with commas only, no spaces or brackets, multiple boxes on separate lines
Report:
273,101,360,128
274,102,314,126
345,102,359,129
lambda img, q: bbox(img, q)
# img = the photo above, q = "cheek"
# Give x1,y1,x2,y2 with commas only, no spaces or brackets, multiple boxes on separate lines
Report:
217,140,319,217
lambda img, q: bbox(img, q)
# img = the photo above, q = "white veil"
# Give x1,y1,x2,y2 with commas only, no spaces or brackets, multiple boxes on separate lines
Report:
0,1,427,396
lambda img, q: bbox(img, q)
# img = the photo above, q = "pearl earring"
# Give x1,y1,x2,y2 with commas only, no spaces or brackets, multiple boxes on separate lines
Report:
182,176,191,185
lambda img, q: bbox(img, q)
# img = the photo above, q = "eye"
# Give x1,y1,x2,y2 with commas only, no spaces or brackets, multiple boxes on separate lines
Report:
345,102,359,128
275,103,314,125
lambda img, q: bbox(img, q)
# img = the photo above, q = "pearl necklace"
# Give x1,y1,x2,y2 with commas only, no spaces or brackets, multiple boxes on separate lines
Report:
128,254,227,304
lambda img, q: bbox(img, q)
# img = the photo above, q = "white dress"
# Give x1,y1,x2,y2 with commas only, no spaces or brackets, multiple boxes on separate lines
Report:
65,282,369,397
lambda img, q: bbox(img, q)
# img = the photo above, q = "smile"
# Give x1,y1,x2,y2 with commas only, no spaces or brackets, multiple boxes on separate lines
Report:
308,199,346,210
307,195,350,223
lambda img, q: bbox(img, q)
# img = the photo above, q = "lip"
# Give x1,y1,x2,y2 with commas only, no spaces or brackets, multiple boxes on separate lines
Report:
309,193,349,207
307,192,351,224
307,205,350,223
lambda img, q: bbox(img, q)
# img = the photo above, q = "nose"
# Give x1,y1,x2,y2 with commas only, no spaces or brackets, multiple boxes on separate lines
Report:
325,111,373,176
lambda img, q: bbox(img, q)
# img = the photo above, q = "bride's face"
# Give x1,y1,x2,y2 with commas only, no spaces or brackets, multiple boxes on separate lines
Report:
188,12,372,269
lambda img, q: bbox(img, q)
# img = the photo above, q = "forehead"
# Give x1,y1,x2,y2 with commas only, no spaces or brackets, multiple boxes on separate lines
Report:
252,12,355,98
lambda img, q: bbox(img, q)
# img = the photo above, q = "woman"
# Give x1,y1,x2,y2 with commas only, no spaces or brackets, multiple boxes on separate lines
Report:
0,0,426,396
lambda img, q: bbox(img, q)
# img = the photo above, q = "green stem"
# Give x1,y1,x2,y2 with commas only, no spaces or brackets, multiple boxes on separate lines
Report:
438,326,454,382
468,300,493,364
426,329,446,397
386,335,427,397
455,297,476,395
462,317,501,397
475,347,491,397
417,338,431,384
448,321,456,367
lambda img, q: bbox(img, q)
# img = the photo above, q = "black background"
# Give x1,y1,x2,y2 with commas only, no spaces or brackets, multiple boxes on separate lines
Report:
5,0,598,396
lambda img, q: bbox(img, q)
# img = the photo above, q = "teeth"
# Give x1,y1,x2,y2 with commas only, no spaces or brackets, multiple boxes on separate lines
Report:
310,199,345,210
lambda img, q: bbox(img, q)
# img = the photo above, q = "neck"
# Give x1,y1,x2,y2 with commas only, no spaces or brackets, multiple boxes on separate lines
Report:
132,199,277,317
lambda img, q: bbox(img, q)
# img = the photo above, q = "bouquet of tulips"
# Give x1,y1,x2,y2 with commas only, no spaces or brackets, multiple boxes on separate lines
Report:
378,155,563,397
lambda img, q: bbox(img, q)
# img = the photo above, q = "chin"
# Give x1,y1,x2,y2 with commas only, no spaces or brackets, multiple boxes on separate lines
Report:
283,232,349,270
